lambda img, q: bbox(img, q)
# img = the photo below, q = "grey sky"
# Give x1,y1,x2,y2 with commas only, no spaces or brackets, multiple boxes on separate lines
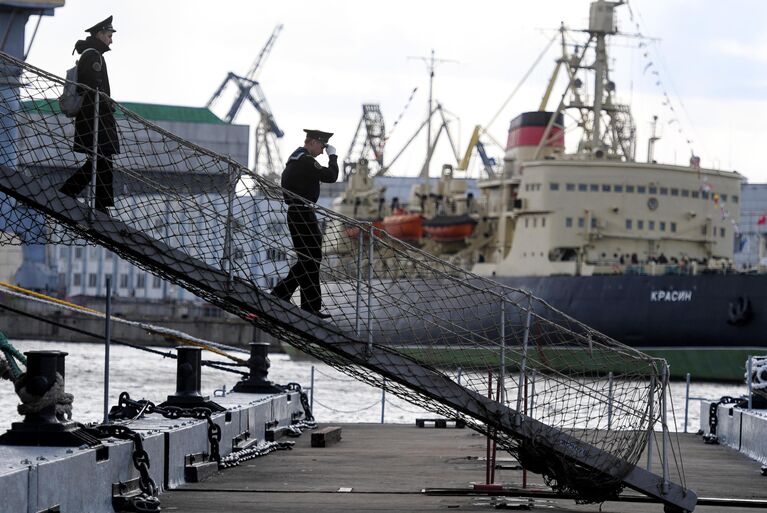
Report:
20,0,767,182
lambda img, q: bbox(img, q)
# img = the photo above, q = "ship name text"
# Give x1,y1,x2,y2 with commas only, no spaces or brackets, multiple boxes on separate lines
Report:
650,290,693,302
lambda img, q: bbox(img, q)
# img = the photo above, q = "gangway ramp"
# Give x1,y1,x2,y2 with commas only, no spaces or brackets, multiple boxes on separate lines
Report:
0,51,695,512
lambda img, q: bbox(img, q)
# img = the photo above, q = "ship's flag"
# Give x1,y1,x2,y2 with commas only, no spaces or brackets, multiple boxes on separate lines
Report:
758,214,767,225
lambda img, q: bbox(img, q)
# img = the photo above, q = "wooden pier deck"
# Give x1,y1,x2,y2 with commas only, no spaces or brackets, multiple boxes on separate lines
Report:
162,423,767,512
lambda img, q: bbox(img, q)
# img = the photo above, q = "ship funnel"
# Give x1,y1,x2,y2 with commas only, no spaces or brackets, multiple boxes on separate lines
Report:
504,111,564,166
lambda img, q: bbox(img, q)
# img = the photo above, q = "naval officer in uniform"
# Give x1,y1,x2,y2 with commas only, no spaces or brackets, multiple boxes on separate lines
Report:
271,129,339,318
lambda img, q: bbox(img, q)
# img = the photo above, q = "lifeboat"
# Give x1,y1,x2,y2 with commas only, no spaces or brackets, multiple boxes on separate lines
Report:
344,218,384,239
382,209,423,241
422,213,477,242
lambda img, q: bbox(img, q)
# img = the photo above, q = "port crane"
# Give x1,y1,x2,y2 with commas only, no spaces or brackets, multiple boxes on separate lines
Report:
206,24,284,178
343,104,386,178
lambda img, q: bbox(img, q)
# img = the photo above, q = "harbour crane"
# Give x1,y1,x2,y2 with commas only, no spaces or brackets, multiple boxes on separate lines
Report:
456,125,500,178
206,24,284,178
343,104,386,178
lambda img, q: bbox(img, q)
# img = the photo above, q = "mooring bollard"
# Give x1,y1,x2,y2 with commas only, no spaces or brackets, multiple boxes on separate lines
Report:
0,350,101,447
232,342,283,394
161,346,225,411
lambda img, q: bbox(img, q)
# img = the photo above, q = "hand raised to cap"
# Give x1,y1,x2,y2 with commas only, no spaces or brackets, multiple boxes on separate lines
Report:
325,144,337,156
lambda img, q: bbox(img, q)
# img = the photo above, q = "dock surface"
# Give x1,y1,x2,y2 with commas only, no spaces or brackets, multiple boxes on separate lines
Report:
162,423,767,512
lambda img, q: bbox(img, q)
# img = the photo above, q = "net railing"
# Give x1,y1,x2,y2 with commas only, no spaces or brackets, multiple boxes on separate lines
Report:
0,51,673,502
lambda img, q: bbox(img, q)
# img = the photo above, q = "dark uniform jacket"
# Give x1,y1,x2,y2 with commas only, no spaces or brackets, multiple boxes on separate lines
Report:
281,147,339,205
72,36,119,156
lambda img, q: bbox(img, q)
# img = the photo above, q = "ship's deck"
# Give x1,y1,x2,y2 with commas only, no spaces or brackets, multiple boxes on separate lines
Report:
162,422,767,512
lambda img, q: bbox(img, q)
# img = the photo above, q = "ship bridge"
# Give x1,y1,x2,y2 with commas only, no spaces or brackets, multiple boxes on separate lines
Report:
0,51,696,512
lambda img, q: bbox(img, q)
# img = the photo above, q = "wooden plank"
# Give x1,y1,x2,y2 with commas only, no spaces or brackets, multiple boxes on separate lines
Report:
311,427,343,448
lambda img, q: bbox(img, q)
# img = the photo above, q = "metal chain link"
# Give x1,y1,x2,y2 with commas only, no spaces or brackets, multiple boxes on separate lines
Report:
110,392,221,465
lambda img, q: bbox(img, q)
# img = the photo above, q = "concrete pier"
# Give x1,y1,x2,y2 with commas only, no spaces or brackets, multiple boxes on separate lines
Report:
162,423,767,513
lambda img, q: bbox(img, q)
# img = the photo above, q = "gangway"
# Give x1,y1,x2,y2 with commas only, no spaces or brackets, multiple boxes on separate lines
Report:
0,51,695,512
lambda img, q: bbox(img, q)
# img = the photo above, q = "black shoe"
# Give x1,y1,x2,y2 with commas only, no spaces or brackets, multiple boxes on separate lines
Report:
95,206,110,216
306,309,331,319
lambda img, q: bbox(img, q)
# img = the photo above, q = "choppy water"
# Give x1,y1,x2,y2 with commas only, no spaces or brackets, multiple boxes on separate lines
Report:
0,340,747,433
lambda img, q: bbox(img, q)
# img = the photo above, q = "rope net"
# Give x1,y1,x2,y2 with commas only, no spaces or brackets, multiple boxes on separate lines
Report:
0,52,671,502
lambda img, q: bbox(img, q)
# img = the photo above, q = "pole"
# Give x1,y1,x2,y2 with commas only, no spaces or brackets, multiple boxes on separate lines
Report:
747,355,753,410
310,365,315,413
684,372,691,433
88,87,100,219
485,369,492,485
354,227,363,336
515,293,533,418
607,371,614,431
367,223,374,356
102,275,111,423
223,162,237,286
661,363,670,494
380,378,386,424
646,372,655,472
499,294,506,404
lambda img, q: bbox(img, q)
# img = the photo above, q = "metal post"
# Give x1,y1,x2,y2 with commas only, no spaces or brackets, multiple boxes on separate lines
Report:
684,372,691,433
607,371,613,431
223,162,237,286
499,294,506,404
380,377,386,424
102,275,111,424
515,293,533,417
747,355,753,410
367,223,374,356
661,363,670,494
456,366,462,386
646,372,655,472
354,227,363,336
310,365,315,413
88,87,100,218
529,369,536,416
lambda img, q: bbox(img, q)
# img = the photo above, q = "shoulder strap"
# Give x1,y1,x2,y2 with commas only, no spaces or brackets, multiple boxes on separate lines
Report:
79,47,103,66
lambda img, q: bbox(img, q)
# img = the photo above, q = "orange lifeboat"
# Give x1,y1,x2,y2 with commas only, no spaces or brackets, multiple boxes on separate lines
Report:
422,214,477,242
382,209,423,241
344,218,384,239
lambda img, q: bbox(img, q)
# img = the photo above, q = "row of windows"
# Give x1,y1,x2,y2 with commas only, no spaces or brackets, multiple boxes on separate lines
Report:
564,217,679,233
72,273,162,289
539,182,738,203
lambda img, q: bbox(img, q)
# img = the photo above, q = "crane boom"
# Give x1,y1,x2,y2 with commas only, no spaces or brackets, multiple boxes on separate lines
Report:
246,24,283,81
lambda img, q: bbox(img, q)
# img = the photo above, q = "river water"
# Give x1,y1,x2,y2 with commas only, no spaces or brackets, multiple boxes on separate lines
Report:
0,340,748,433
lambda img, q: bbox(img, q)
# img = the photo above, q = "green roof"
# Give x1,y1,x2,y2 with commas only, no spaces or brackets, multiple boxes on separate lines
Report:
21,99,226,125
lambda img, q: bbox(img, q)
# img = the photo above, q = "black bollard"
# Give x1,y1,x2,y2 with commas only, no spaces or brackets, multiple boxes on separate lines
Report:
232,342,283,394
159,346,225,412
0,350,100,447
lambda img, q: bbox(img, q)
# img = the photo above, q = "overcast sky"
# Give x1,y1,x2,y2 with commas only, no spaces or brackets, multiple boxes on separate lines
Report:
17,0,767,182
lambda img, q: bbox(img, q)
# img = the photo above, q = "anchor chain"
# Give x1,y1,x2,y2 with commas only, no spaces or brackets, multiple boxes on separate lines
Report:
219,440,295,468
87,423,161,513
110,392,221,464
283,382,315,422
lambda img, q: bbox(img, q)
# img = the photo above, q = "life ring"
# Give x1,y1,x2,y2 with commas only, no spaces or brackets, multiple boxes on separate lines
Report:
727,296,752,326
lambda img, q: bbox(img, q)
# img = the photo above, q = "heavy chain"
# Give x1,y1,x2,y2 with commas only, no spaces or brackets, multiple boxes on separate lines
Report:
90,423,161,512
110,392,221,465
219,440,294,468
283,382,315,421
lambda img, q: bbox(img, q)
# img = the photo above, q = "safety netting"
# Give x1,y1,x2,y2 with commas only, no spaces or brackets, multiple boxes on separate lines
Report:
0,51,678,503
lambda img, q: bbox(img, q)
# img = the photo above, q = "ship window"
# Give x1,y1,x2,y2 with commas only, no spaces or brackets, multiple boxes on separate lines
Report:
137,274,146,288
671,188,679,196
637,220,644,230
590,184,599,191
721,193,728,202
578,183,588,191
578,217,585,228
649,220,655,230
525,218,529,228
565,217,573,228
660,221,666,231
637,185,647,194
73,273,82,286
602,184,611,192
692,190,699,198
702,190,709,199
733,195,739,203
701,225,707,235
591,218,597,228
119,273,129,288
681,189,690,197
614,185,624,192
542,217,546,227
625,219,633,230
152,275,162,289
533,218,538,228
74,247,83,259
671,222,677,232
550,182,559,191
88,273,97,287
649,186,658,194
566,183,575,191
626,185,635,193
720,227,726,238
660,187,668,195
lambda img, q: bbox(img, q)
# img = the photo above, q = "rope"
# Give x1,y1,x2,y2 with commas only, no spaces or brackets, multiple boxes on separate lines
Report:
0,330,26,381
312,397,381,414
0,281,248,364
15,371,74,420
0,301,247,377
